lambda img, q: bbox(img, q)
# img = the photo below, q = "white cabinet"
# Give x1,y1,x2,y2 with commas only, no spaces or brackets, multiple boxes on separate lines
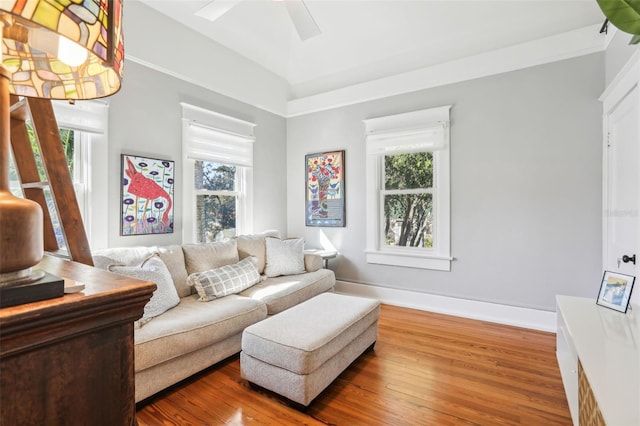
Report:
556,295,639,425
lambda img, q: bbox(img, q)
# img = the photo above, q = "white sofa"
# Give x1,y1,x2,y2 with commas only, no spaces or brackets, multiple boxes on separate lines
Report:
93,233,335,402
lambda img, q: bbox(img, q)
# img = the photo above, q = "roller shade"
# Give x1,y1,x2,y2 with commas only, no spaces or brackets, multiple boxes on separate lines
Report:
365,123,447,155
52,100,108,134
364,105,450,155
181,103,256,167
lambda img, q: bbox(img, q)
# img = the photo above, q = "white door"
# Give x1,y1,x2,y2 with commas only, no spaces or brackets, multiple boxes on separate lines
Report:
605,84,639,283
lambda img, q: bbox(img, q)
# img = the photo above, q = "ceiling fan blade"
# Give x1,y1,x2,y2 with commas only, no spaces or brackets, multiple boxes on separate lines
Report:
195,0,245,22
283,0,321,41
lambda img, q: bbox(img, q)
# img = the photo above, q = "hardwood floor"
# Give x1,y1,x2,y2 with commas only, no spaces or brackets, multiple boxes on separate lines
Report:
136,304,571,425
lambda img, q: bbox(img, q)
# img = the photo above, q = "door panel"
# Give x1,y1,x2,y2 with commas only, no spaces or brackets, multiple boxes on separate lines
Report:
605,84,639,280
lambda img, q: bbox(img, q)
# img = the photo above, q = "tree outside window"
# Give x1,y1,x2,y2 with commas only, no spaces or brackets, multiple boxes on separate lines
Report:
194,160,237,243
9,124,78,250
383,152,433,248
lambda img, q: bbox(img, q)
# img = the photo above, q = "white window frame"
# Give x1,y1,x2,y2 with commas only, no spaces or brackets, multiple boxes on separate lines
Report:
181,103,255,244
363,105,452,271
193,161,244,242
52,100,109,250
8,101,108,250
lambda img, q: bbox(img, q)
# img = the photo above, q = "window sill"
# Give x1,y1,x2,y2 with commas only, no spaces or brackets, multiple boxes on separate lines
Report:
365,250,451,271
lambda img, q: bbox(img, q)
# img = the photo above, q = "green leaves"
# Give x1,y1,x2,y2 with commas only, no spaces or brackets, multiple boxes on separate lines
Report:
597,0,640,44
384,152,433,190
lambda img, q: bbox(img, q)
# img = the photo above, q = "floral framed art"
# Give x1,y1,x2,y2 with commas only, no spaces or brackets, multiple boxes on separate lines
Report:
596,270,635,313
121,154,175,236
305,150,345,227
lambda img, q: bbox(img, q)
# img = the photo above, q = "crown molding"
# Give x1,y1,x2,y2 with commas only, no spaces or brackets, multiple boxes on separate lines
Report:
127,55,289,117
127,22,605,119
286,24,606,118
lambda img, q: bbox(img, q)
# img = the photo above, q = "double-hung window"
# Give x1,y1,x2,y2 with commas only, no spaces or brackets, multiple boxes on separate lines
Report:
52,101,109,250
181,103,255,243
8,100,108,250
364,105,451,271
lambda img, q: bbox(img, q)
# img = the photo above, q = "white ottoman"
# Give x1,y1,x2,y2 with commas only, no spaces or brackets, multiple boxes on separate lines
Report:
240,292,380,406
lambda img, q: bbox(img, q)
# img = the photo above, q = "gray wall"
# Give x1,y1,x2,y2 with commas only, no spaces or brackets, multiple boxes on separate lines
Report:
107,61,288,248
287,53,604,311
125,1,289,115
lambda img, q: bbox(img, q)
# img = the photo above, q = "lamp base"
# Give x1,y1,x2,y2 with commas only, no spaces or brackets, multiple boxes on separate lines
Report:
1,64,44,275
0,267,45,285
0,269,64,308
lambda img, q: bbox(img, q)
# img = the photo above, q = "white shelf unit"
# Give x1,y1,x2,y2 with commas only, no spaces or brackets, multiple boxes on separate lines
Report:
556,295,640,425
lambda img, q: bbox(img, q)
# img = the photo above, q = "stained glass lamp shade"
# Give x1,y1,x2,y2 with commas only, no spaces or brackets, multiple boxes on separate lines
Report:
1,0,123,99
0,0,124,281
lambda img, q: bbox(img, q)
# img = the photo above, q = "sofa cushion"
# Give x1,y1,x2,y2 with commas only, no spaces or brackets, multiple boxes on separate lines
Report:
236,230,279,274
93,246,158,268
93,245,191,298
93,254,118,270
182,240,239,275
304,254,323,273
157,245,191,298
188,257,261,301
109,255,180,327
239,268,335,314
264,237,305,277
134,294,267,372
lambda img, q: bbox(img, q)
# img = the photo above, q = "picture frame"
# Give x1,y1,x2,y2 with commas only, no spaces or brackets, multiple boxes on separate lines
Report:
596,270,635,313
305,150,345,227
121,154,175,236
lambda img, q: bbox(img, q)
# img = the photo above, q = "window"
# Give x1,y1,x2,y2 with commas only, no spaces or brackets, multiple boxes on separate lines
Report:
181,103,255,243
8,100,108,251
383,151,433,248
364,106,451,271
194,161,238,242
53,100,109,249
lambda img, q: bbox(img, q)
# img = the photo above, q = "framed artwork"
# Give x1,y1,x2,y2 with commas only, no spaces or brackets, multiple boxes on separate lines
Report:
305,150,345,227
121,154,175,236
596,271,635,313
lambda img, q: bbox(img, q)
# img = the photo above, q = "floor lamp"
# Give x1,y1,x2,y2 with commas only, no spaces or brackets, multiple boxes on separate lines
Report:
0,1,124,287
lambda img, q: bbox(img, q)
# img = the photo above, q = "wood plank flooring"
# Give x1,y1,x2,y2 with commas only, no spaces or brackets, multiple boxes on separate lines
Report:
136,304,571,425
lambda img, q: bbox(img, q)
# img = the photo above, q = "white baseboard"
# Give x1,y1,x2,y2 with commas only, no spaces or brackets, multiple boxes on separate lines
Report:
334,280,557,332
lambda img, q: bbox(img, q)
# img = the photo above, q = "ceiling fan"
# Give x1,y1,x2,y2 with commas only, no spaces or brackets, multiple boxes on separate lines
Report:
195,0,322,41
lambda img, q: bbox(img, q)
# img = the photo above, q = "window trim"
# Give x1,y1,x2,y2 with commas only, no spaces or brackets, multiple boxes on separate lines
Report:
363,105,451,271
181,103,255,244
52,100,109,250
8,100,108,250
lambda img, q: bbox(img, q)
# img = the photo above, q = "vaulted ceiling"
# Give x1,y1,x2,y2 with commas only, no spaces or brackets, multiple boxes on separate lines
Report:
139,0,605,100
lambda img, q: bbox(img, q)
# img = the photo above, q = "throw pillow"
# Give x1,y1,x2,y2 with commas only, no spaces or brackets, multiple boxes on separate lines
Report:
182,239,239,275
235,230,279,275
156,245,191,298
187,256,261,302
264,237,305,277
92,254,119,270
109,255,180,327
93,246,159,266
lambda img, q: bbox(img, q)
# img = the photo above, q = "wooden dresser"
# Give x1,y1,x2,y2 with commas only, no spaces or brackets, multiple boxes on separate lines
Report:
0,255,155,426
556,295,639,425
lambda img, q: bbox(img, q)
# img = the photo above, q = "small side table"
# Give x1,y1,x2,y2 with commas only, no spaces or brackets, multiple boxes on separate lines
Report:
304,249,338,269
